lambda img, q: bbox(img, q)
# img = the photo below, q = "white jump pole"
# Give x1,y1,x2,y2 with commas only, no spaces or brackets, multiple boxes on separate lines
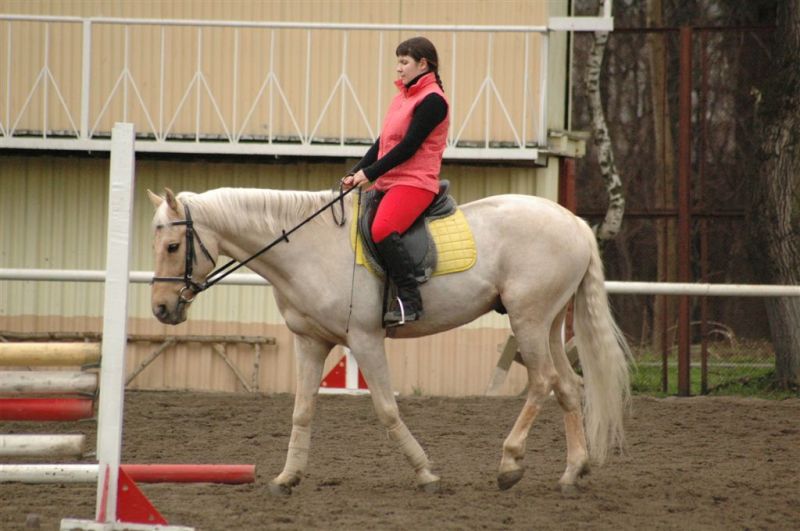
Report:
0,434,85,458
0,371,98,394
57,123,138,531
62,124,194,531
93,122,136,525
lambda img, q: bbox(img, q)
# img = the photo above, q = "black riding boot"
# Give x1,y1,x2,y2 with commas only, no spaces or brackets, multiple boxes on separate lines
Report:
376,232,423,326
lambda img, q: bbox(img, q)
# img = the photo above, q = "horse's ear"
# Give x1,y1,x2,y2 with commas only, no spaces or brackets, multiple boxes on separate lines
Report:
147,189,164,209
164,188,180,214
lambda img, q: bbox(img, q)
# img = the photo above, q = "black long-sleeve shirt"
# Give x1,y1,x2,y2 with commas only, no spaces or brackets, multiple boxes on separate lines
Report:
349,89,448,181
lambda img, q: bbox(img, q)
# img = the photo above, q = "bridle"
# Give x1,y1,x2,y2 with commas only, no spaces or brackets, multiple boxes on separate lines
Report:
151,204,215,304
151,185,356,304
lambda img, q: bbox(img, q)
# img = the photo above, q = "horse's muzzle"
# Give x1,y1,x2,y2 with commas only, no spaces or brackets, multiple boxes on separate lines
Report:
152,303,187,325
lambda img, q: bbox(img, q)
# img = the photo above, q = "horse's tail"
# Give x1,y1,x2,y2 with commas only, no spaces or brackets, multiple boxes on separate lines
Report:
572,223,632,465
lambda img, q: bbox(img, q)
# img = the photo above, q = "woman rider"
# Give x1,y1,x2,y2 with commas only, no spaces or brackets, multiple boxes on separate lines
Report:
342,36,449,327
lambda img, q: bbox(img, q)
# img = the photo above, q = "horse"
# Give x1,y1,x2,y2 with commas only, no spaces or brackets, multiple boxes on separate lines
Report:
147,186,631,495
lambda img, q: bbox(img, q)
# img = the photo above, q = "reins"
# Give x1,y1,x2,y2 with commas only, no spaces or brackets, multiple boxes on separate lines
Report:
152,185,356,298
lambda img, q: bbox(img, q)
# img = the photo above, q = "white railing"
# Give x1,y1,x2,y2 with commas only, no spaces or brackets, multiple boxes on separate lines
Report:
0,15,551,160
3,268,800,297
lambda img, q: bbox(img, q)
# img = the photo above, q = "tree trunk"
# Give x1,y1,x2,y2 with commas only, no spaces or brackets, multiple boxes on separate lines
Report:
585,0,625,242
646,0,679,353
749,1,800,388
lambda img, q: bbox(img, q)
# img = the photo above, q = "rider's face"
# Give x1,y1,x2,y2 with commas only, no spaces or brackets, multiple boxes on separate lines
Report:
396,55,428,85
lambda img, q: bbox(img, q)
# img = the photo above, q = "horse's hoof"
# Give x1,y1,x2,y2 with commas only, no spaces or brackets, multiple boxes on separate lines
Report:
559,483,581,498
497,468,525,491
268,481,293,496
418,479,441,494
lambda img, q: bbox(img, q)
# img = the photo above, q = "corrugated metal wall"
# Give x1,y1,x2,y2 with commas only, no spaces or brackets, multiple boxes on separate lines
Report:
0,153,540,395
0,1,569,396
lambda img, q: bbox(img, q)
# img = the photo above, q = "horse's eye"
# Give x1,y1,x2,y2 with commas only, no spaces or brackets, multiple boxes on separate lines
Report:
167,243,180,253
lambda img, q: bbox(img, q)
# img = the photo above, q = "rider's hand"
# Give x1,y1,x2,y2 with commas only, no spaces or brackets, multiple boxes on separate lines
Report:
341,170,370,190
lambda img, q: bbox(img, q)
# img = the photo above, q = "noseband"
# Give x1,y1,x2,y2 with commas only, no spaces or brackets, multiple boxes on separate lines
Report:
151,204,214,303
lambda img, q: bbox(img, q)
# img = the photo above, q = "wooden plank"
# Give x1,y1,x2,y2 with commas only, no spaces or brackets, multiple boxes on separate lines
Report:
0,370,97,394
125,339,174,386
212,343,253,393
485,335,519,396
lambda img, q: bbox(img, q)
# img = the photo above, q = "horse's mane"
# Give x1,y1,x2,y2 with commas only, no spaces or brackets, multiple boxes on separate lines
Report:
159,188,342,235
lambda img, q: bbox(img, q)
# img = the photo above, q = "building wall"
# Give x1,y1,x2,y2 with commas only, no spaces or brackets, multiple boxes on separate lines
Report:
0,1,572,396
0,1,553,146
0,153,544,396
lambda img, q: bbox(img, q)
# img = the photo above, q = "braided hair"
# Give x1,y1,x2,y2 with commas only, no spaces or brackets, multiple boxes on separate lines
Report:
396,37,444,91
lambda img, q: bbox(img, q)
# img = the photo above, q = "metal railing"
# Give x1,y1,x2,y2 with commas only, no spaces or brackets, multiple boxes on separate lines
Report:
0,15,551,160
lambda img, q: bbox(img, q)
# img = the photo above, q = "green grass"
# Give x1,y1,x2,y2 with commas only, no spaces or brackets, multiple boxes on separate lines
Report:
630,362,799,399
627,340,800,398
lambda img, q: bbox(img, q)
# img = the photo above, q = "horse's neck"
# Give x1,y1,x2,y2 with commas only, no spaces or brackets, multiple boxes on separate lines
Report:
192,187,348,273
192,188,332,238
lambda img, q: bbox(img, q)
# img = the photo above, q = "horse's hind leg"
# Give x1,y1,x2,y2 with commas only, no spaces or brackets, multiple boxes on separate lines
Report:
349,337,439,492
497,321,556,490
269,334,332,496
549,306,590,494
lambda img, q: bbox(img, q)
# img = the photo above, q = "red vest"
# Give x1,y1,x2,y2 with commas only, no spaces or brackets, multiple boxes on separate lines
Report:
374,72,449,194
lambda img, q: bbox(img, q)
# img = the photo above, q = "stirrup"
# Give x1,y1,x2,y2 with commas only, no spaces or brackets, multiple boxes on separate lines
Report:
383,297,422,327
395,297,406,326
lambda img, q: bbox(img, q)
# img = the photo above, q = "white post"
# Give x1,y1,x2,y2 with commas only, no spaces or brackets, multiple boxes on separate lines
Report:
538,32,549,146
93,122,135,524
344,348,359,391
80,20,91,140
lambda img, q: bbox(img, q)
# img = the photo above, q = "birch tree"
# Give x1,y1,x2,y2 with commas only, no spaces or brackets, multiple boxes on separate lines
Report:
585,0,625,242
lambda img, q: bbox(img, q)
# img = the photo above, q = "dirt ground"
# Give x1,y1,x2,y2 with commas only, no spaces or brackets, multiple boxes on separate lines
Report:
1,392,798,530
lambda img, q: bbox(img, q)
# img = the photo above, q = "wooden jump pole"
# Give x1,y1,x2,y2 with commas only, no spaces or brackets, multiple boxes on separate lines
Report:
0,464,256,484
0,397,94,421
0,370,98,394
0,342,101,366
0,434,85,458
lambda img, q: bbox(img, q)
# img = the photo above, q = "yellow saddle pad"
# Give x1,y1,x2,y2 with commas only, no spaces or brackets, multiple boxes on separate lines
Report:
350,195,477,277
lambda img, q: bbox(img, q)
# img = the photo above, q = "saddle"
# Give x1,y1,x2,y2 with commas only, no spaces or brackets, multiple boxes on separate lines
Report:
357,180,457,283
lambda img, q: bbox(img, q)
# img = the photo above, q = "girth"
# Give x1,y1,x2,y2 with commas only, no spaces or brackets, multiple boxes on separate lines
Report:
357,180,457,282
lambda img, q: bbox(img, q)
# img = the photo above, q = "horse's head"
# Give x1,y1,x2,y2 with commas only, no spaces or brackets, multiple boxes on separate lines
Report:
148,188,218,325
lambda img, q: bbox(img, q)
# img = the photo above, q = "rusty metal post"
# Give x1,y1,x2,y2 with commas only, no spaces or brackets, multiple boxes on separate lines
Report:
558,157,577,213
677,26,693,396
660,35,669,394
559,157,577,342
699,30,709,395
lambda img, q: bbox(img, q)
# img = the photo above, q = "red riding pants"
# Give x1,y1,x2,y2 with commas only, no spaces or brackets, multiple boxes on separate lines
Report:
370,185,436,243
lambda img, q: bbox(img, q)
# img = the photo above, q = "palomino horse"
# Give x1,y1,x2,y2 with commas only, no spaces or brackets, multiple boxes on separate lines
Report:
148,187,630,495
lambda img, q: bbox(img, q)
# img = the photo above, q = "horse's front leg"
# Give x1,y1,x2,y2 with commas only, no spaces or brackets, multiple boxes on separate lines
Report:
269,334,332,496
350,337,440,492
